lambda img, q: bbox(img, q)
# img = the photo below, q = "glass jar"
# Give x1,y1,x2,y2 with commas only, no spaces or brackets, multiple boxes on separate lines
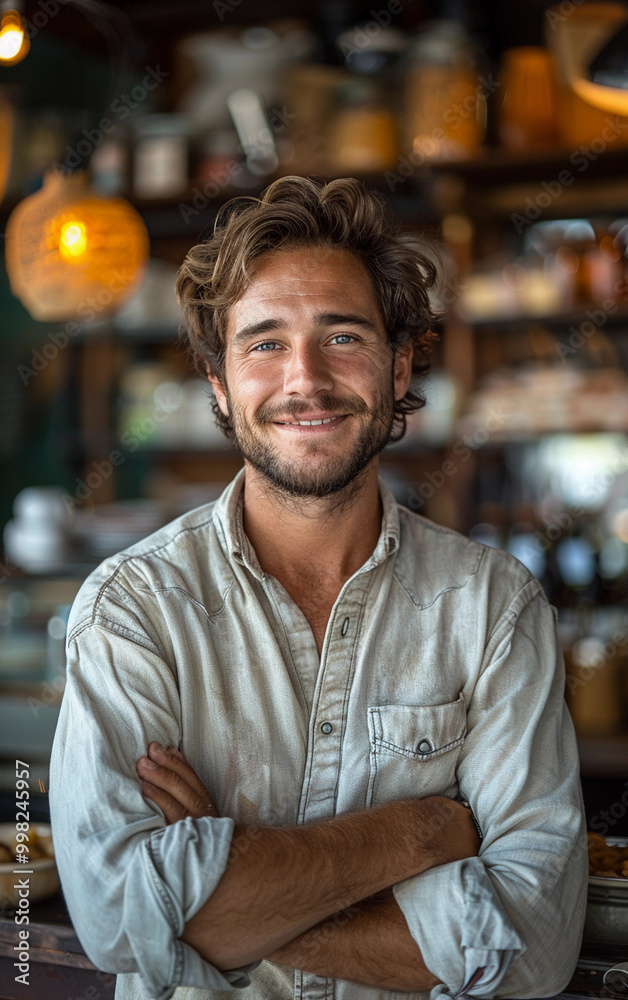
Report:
404,19,486,162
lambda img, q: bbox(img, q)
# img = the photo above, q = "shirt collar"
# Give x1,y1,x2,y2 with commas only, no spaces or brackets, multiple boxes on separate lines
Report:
213,467,400,582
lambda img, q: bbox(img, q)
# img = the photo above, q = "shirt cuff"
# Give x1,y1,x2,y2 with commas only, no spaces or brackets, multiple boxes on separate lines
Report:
127,815,261,999
392,856,526,999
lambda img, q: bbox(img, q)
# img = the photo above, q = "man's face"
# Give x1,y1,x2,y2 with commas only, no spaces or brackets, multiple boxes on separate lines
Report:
208,245,412,499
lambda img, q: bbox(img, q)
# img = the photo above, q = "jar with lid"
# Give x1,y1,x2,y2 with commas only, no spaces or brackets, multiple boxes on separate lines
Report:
403,19,486,162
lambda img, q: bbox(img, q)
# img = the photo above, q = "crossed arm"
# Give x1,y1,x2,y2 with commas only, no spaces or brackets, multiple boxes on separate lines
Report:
136,741,481,992
265,886,440,992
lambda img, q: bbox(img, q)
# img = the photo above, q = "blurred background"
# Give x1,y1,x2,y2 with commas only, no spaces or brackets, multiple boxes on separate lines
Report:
1,0,628,831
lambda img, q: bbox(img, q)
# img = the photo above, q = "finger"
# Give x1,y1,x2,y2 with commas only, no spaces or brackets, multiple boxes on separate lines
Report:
147,743,219,813
166,746,218,809
141,780,188,825
148,743,209,800
136,754,215,819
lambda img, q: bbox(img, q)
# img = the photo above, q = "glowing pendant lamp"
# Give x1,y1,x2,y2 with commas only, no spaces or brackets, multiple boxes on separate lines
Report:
0,3,30,66
6,168,150,322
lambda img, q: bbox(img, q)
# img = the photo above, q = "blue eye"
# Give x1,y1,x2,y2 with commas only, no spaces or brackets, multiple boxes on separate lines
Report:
253,341,279,352
331,334,355,344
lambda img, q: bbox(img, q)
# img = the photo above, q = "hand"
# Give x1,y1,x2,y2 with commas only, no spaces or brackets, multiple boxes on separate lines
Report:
136,742,220,823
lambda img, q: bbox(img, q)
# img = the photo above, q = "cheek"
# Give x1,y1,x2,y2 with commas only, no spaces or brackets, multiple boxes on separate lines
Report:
228,361,282,400
335,352,392,386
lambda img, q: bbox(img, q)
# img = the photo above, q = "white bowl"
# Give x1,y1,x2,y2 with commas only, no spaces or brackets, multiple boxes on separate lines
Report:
0,822,60,911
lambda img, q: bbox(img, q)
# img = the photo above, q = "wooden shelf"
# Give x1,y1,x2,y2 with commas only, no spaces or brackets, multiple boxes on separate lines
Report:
426,145,628,219
427,144,628,186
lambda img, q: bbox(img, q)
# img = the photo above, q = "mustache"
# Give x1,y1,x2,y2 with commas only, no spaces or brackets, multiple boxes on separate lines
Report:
256,394,370,423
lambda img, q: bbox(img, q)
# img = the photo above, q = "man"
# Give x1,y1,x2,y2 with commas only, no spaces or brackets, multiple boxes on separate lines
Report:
50,175,588,1000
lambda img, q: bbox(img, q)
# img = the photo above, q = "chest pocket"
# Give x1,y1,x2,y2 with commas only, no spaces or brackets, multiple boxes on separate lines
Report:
365,694,467,808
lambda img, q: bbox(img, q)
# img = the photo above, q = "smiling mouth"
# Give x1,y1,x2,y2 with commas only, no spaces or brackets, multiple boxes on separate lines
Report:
274,415,346,426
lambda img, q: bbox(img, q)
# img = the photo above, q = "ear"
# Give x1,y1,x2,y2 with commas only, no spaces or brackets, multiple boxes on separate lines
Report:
393,344,413,402
205,363,229,418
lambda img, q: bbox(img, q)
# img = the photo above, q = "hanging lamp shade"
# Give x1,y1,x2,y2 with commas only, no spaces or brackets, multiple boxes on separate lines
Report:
5,168,150,322
574,19,628,115
546,1,628,133
0,89,13,206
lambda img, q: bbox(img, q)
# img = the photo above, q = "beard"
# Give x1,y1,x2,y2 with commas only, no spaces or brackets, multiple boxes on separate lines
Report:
224,382,395,501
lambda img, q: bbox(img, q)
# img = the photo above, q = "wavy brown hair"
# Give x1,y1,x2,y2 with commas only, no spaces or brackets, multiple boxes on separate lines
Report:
175,175,441,442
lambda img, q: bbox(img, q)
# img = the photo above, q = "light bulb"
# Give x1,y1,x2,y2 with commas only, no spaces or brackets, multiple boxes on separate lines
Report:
59,220,88,260
0,11,30,66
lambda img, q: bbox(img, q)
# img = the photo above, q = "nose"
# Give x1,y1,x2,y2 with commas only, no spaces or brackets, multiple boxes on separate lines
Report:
282,340,334,397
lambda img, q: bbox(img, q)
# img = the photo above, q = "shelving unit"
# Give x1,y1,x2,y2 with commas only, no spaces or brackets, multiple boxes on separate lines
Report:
5,134,628,771
417,147,628,774
35,143,628,507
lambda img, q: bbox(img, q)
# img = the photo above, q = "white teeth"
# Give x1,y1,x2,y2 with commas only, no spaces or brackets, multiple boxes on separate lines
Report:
277,417,340,426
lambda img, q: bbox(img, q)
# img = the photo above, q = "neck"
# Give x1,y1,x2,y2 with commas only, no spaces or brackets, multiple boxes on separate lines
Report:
241,460,383,584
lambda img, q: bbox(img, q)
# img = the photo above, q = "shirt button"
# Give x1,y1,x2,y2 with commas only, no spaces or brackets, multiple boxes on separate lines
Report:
417,739,433,754
320,722,333,734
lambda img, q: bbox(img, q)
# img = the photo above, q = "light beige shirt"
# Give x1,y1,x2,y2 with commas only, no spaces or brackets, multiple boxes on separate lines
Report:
49,468,588,1000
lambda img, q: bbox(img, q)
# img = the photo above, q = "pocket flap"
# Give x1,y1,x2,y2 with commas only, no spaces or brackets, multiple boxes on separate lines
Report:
368,694,467,760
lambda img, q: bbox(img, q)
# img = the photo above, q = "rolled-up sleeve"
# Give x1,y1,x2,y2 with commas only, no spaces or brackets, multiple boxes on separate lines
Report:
49,617,261,1000
392,579,588,999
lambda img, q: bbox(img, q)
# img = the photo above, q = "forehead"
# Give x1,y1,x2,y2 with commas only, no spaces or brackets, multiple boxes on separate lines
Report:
227,246,382,329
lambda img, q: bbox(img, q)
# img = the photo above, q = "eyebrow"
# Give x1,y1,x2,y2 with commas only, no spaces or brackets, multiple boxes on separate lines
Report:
232,312,380,346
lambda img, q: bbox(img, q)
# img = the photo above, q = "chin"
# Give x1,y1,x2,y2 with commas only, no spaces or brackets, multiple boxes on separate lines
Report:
249,450,375,499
